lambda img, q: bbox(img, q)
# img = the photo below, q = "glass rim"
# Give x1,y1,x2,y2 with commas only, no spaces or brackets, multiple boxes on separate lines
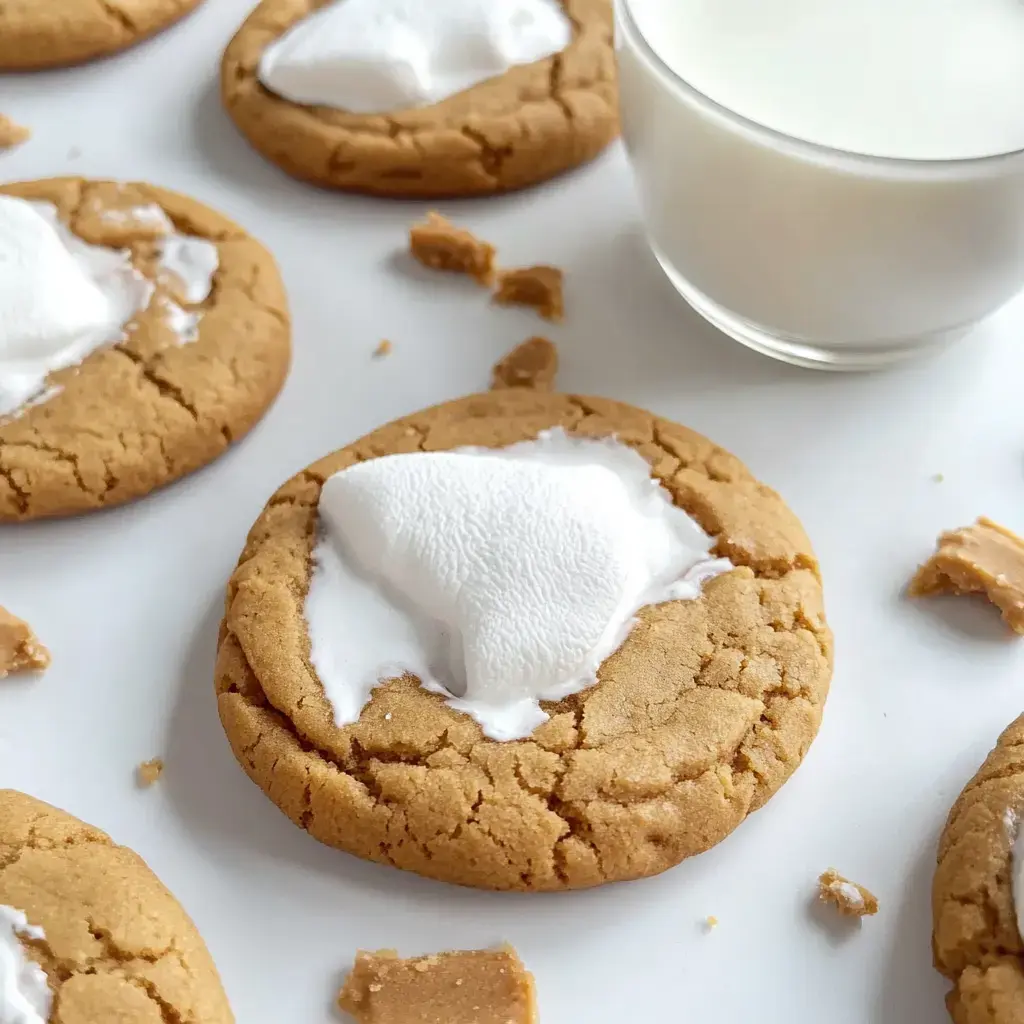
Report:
615,0,1024,175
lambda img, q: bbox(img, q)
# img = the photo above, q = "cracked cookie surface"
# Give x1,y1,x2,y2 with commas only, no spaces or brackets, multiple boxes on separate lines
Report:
0,178,290,522
934,715,1024,1023
0,0,203,70
0,788,233,1023
220,0,619,197
215,390,832,891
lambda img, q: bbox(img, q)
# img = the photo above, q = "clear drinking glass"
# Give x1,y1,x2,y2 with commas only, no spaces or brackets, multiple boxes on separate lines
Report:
615,0,1024,370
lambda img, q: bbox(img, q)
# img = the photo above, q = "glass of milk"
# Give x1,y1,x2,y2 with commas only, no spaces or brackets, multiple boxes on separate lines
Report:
615,0,1024,369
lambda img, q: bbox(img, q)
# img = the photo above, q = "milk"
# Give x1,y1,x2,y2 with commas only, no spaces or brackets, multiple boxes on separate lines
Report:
616,0,1024,368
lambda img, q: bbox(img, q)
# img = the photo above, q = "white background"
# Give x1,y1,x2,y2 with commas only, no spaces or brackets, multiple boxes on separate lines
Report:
2,3,1023,1021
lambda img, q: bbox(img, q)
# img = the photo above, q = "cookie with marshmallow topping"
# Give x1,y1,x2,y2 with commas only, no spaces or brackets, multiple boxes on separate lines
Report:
216,389,832,891
0,178,290,521
220,0,618,196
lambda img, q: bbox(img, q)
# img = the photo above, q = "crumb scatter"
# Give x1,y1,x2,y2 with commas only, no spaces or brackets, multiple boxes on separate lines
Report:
493,265,564,321
137,758,165,787
490,337,558,393
409,213,496,285
0,114,30,150
818,868,878,918
0,605,50,678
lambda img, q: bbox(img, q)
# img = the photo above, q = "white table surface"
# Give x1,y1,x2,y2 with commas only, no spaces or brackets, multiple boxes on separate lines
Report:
3,4,1023,1022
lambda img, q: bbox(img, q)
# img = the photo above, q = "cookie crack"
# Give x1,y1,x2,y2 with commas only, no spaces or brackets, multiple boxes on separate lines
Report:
95,0,137,34
116,349,199,422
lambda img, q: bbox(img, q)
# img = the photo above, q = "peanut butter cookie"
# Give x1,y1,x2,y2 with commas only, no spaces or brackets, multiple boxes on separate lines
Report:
215,390,832,891
0,0,203,70
934,715,1024,1023
0,789,233,1023
0,178,290,522
220,0,618,197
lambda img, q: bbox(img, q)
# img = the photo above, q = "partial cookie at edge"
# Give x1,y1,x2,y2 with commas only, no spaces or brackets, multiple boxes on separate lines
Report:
215,389,832,892
934,715,1024,1024
0,0,204,70
220,0,619,197
0,178,290,521
0,788,233,1023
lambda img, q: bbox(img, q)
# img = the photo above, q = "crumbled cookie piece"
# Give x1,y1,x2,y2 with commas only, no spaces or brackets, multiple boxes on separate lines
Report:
909,517,1024,634
0,605,49,678
136,758,165,787
490,337,559,392
409,213,495,285
338,947,537,1024
374,339,393,359
818,869,878,918
704,916,719,931
0,114,29,150
493,266,564,321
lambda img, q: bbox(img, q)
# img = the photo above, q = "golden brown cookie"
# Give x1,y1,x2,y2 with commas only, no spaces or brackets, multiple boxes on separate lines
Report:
0,0,203,70
215,390,832,891
220,0,619,197
0,178,290,522
0,789,233,1023
934,715,1024,1023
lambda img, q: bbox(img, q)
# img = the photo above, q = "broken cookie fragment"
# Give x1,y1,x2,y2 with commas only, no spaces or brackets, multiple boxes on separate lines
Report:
409,213,495,285
0,114,29,150
909,517,1024,635
490,337,558,392
338,947,538,1024
493,265,564,321
0,605,49,678
818,869,878,918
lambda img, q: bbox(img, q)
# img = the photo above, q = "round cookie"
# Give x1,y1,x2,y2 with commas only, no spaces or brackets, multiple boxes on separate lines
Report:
0,0,203,70
0,789,233,1023
0,178,290,522
215,390,833,891
934,715,1024,1023
220,0,619,197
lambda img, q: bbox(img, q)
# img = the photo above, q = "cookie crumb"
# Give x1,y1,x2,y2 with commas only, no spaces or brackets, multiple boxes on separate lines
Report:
909,517,1024,635
0,606,50,679
0,114,30,150
409,213,495,285
373,339,393,359
338,947,537,1024
490,337,559,392
493,266,564,322
704,916,719,931
818,869,878,918
136,759,164,788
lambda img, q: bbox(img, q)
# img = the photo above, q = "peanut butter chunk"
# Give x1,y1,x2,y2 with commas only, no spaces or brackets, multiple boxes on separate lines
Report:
409,213,495,284
338,947,538,1024
490,337,558,392
0,114,30,150
493,266,564,321
0,605,50,678
909,517,1024,634
818,869,878,918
